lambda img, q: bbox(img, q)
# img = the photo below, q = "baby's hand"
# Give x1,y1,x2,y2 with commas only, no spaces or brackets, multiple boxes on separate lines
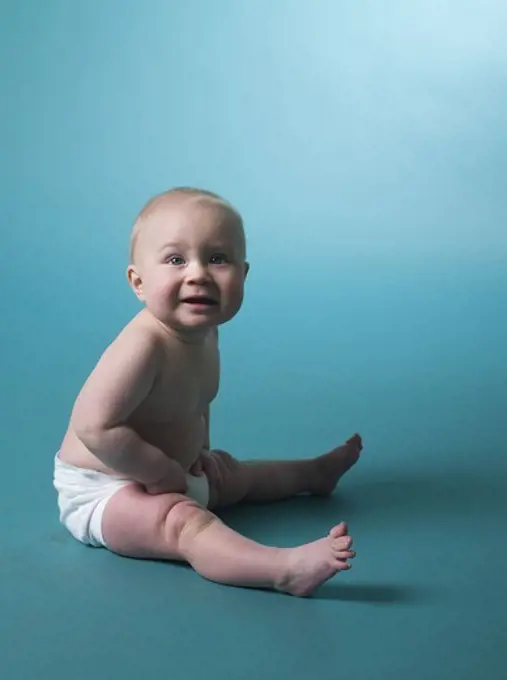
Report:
189,450,209,477
144,459,188,495
191,449,237,490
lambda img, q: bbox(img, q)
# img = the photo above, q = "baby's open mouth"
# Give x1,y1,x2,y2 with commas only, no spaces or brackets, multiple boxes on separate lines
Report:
181,296,218,306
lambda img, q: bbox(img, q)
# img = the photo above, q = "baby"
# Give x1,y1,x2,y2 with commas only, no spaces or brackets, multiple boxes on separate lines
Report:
54,187,363,597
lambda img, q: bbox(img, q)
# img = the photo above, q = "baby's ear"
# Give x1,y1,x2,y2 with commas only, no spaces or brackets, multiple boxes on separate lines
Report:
127,265,145,301
244,261,250,279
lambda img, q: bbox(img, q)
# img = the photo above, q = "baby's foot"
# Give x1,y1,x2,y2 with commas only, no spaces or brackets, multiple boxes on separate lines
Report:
276,522,355,597
310,434,363,496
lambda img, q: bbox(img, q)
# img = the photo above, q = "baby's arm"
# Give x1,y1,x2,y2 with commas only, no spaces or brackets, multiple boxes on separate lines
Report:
203,405,210,450
188,405,211,477
71,329,186,494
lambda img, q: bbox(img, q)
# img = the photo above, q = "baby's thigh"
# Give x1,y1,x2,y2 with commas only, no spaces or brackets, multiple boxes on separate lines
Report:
101,483,197,559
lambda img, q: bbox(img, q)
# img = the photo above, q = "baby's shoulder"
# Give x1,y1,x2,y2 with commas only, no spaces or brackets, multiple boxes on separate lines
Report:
107,311,165,361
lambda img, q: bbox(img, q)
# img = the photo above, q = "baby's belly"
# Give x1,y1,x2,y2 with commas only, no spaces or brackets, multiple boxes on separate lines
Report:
58,415,206,475
134,415,207,471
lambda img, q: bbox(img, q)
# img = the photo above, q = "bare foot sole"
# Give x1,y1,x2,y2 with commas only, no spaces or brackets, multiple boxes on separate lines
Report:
311,434,363,496
276,522,355,597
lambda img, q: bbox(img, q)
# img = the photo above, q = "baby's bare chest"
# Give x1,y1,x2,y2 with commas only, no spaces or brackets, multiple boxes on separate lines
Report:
139,341,220,421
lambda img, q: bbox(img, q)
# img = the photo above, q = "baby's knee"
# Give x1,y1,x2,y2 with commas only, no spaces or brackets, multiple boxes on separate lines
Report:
163,498,216,548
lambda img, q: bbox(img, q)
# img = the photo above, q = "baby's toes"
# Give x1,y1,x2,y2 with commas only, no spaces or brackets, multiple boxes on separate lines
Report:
335,559,352,570
329,522,348,539
334,535,353,551
348,434,362,450
335,549,356,561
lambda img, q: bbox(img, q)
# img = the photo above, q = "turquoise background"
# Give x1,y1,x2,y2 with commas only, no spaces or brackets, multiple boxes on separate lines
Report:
2,1,506,679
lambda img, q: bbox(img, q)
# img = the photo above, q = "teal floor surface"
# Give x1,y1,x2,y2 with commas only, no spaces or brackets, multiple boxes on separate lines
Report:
2,264,506,680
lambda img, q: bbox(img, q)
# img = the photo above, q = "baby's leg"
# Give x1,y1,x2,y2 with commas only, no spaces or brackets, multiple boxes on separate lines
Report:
208,434,363,508
101,485,355,596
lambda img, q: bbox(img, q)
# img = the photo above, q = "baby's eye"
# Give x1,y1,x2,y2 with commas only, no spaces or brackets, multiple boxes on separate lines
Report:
210,253,229,265
166,255,185,265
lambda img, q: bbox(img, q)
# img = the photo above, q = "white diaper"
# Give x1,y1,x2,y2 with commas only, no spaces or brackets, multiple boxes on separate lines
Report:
53,454,210,548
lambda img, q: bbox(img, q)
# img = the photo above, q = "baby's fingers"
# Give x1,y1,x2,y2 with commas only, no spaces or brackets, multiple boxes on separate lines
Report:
202,454,221,484
189,459,204,476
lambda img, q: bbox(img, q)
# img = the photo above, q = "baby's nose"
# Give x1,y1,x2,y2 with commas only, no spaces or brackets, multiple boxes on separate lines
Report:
186,261,210,283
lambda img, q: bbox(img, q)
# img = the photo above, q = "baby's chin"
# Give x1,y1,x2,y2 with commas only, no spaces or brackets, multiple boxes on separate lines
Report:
179,302,241,324
147,300,242,333
156,313,220,337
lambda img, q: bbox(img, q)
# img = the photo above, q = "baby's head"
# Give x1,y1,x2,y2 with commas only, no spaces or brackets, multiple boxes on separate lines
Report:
127,187,249,334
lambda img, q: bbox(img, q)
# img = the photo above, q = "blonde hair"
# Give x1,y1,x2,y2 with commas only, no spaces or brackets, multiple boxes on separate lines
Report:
129,187,244,263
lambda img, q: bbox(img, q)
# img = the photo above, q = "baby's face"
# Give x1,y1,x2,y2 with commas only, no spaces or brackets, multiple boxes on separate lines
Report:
129,198,248,334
